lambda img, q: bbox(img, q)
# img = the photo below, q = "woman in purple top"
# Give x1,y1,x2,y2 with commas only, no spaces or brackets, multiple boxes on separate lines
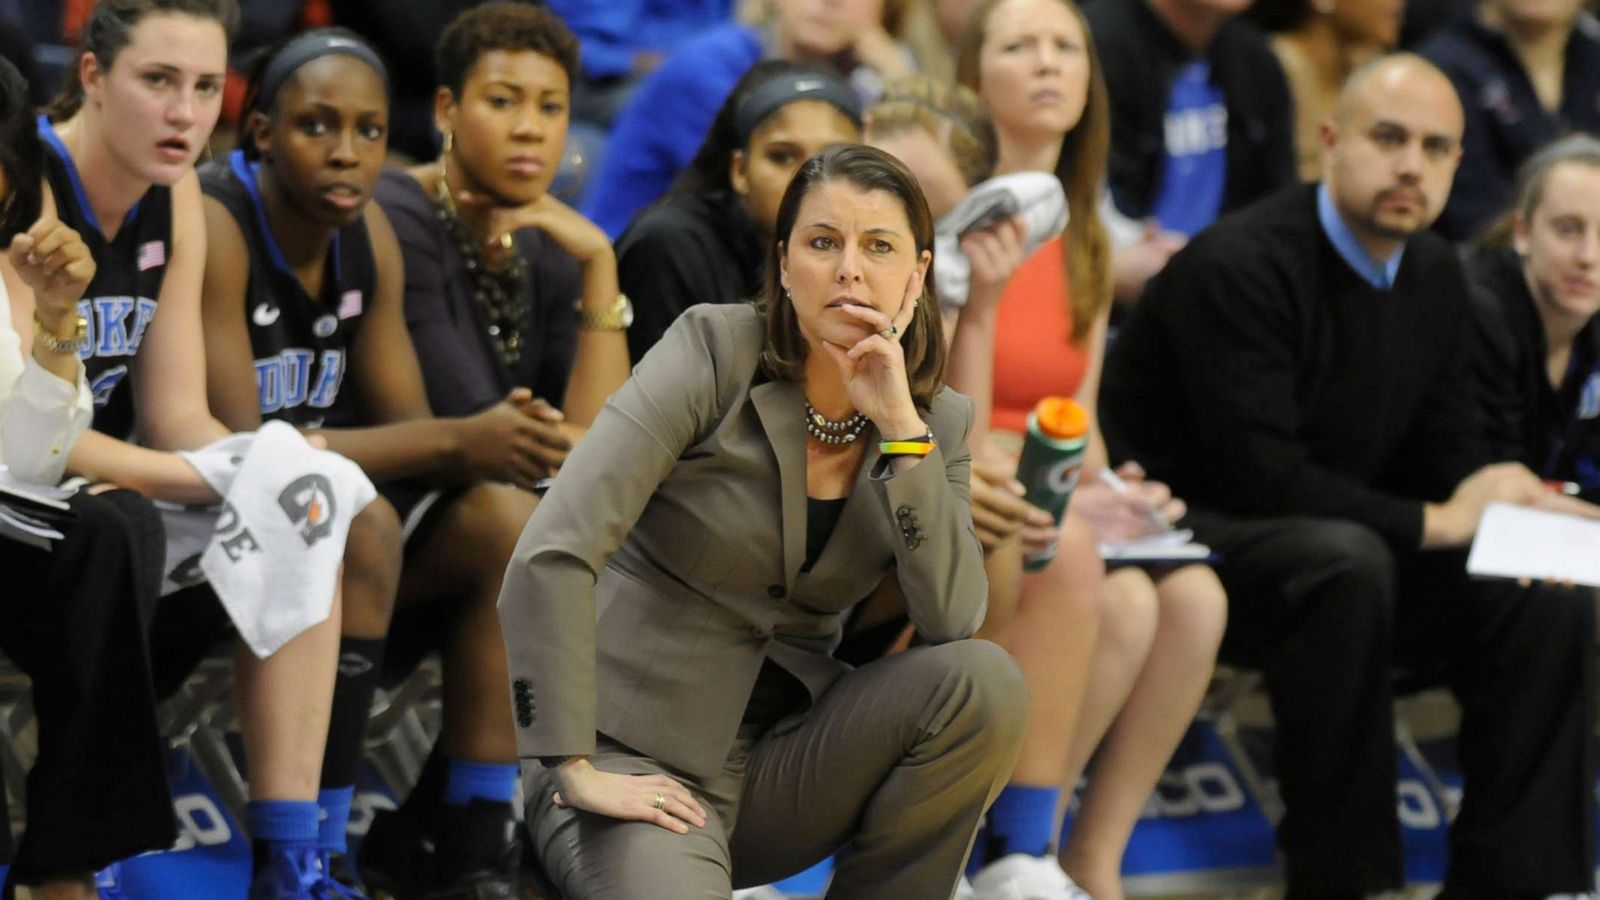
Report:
368,4,631,892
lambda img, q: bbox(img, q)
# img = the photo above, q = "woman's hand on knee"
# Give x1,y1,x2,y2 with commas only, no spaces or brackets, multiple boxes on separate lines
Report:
552,759,708,834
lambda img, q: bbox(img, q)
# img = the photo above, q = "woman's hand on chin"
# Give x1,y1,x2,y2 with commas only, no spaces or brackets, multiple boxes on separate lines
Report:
819,287,925,437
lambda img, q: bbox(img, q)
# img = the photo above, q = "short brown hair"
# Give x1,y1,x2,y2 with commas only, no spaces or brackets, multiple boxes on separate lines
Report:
435,2,579,97
760,144,947,408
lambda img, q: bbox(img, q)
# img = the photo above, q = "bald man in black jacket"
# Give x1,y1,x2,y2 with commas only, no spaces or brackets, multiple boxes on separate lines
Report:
1102,54,1598,898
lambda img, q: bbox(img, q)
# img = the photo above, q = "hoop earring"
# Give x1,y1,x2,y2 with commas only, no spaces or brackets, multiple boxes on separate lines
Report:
438,131,453,196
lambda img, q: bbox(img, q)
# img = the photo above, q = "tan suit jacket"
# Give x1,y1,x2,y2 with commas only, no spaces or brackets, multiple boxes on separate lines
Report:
498,303,987,780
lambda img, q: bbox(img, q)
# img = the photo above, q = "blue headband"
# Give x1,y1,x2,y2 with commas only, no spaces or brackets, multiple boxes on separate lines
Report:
257,32,390,112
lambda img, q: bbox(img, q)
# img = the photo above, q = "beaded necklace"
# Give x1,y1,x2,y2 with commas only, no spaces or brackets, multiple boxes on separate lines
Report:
804,400,869,445
432,174,530,372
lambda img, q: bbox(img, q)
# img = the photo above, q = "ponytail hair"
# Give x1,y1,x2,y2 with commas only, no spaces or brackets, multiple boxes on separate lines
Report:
46,0,240,122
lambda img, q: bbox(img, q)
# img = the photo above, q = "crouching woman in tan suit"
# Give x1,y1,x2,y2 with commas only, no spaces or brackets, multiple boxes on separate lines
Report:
497,143,1028,900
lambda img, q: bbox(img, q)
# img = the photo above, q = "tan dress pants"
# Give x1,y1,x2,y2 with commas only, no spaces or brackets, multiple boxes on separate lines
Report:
523,640,1028,900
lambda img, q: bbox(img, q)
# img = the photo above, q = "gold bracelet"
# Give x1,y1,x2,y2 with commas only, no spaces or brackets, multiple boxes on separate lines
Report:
33,312,88,355
575,293,634,331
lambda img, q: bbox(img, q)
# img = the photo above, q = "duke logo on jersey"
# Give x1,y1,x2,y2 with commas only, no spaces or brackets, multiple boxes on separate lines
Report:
255,349,346,419
78,295,159,407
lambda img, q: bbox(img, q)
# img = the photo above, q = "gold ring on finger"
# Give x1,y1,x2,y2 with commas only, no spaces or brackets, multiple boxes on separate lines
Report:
879,324,898,339
652,792,667,811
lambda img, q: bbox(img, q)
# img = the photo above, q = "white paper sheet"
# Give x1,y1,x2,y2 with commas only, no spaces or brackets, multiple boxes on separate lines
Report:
1466,502,1600,588
1100,528,1213,563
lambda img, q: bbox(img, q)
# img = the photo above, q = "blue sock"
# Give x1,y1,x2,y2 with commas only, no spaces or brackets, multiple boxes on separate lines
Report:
968,784,1061,874
317,786,355,855
442,759,518,807
248,799,320,869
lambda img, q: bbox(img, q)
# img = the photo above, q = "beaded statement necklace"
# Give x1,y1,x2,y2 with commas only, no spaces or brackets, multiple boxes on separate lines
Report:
805,400,869,445
432,173,530,372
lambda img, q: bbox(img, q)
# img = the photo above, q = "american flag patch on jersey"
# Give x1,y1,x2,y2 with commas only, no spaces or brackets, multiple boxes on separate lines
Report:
137,240,165,271
338,289,363,320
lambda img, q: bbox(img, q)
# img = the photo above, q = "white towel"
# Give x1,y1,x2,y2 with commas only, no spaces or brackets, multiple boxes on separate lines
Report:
162,421,376,658
933,171,1068,312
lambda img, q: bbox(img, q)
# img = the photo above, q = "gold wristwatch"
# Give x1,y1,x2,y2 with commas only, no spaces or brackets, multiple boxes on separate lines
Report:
33,312,88,355
576,293,633,331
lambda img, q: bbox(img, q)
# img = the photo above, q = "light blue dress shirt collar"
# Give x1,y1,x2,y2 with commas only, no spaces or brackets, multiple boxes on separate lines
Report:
1317,183,1405,290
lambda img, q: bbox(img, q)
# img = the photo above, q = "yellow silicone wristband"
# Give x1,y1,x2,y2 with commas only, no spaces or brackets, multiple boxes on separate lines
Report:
879,439,937,456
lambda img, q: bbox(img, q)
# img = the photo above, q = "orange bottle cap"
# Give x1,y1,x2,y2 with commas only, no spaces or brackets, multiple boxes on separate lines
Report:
1034,396,1089,440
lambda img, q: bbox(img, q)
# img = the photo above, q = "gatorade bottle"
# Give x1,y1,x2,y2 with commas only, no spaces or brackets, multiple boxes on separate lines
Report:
1015,396,1090,571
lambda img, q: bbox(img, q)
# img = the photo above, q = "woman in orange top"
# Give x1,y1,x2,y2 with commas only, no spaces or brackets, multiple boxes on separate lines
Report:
950,0,1227,897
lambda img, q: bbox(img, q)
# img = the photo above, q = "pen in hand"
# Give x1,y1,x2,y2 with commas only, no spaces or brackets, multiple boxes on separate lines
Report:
1097,467,1173,533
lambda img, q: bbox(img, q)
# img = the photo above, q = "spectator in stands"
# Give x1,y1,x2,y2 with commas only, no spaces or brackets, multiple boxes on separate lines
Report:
546,0,734,128
1470,134,1600,503
1101,54,1600,896
616,61,861,361
17,2,356,896
1087,0,1296,238
1253,0,1403,180
502,144,1026,899
582,0,917,240
365,5,632,893
542,0,738,207
0,53,180,900
1417,0,1600,241
943,3,1227,896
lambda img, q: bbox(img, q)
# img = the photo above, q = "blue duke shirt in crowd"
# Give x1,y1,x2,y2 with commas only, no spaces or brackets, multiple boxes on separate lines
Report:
198,151,374,428
545,0,734,82
1152,61,1228,237
37,115,169,442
